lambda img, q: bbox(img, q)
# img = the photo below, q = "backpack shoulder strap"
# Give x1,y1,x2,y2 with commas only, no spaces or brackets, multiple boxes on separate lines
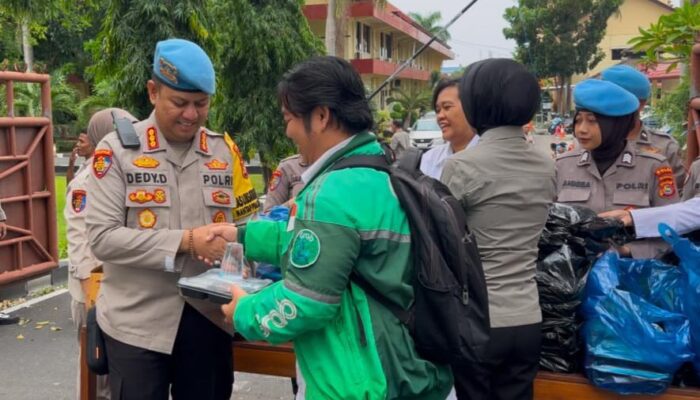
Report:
396,147,423,172
330,154,391,172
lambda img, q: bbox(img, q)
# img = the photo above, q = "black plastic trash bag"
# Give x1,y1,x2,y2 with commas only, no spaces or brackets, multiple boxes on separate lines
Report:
581,251,693,395
536,203,627,373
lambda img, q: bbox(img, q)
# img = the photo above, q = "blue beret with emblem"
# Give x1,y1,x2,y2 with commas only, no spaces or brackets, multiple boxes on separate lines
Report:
153,38,215,95
601,65,651,100
574,79,639,117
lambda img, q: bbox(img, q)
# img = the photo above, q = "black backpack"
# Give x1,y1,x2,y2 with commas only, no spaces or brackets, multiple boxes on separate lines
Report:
331,147,490,365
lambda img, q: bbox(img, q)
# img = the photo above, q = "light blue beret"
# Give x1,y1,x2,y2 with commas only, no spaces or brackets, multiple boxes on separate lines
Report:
153,39,215,95
601,65,651,100
574,79,639,117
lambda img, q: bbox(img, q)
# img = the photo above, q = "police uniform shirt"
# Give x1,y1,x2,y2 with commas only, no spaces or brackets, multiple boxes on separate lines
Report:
390,130,410,160
64,160,101,304
555,140,679,258
682,158,700,201
420,135,479,180
635,126,685,188
263,154,307,211
86,112,239,354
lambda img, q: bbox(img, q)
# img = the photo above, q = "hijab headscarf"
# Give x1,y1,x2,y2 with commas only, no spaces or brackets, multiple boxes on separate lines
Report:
459,58,540,135
87,108,138,148
575,110,635,174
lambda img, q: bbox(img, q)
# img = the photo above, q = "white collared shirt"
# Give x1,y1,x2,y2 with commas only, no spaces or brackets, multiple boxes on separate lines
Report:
419,135,480,179
301,136,354,184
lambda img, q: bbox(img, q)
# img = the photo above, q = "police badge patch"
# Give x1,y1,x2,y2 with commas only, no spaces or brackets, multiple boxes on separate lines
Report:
213,211,227,223
655,166,676,198
93,149,113,179
290,229,320,269
269,170,282,192
138,208,157,229
72,190,87,213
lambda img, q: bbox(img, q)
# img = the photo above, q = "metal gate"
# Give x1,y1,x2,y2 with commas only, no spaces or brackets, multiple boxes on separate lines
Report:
0,71,58,285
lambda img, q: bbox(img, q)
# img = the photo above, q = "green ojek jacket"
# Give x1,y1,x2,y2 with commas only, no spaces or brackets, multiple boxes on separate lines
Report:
234,133,453,399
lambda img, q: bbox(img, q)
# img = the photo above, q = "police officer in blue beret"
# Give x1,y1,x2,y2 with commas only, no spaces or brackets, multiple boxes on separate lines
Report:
601,64,685,188
86,38,240,399
555,79,679,259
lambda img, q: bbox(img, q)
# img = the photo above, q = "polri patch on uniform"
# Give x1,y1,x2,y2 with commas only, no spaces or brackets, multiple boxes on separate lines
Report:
290,229,320,269
655,166,677,198
269,170,282,192
212,190,231,205
147,127,159,150
199,130,209,153
205,159,228,170
72,190,87,213
213,211,227,223
138,208,157,229
133,155,160,168
93,149,113,179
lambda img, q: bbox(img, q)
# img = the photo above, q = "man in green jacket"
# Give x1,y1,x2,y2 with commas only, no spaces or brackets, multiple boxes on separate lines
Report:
216,56,453,399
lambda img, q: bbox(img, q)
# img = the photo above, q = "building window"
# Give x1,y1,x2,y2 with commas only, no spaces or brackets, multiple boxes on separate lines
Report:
380,32,393,60
355,22,371,57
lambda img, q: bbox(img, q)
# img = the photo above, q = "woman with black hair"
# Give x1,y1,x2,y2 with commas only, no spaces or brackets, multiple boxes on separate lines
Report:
441,59,556,400
555,79,679,259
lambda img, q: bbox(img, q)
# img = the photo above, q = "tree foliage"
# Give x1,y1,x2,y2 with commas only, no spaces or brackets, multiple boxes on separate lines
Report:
503,0,623,113
408,11,451,43
86,0,211,118
388,85,432,128
210,0,323,179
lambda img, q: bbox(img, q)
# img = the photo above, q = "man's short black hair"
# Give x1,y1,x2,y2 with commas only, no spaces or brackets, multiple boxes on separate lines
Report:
432,78,460,111
391,119,403,128
277,56,373,135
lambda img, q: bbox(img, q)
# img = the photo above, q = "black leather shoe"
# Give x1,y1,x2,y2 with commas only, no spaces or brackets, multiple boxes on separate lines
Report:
0,312,19,325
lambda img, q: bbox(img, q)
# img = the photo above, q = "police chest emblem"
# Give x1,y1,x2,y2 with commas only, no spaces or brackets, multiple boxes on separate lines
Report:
138,208,157,229
269,170,282,192
133,155,160,168
212,190,231,205
290,229,320,269
147,127,159,150
93,149,113,179
655,166,676,198
72,190,87,213
213,211,227,223
205,159,228,170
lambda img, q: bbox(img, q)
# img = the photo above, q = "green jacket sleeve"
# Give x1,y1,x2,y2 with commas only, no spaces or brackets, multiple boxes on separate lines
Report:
234,196,361,343
240,220,289,265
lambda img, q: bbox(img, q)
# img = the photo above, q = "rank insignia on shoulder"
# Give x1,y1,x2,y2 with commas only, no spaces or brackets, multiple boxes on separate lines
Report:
213,211,227,223
133,155,160,168
147,127,159,150
269,170,282,192
199,130,209,153
205,159,228,170
640,131,649,142
212,190,231,205
93,149,113,179
622,152,633,165
72,190,87,213
290,229,320,269
138,208,157,229
579,152,590,164
639,145,661,155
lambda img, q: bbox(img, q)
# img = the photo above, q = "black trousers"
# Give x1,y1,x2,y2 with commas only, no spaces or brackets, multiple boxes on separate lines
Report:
453,323,541,400
103,303,233,400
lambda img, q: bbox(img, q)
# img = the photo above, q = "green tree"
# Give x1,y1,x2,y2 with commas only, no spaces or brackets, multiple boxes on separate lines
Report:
408,11,451,43
503,0,623,114
86,0,211,118
389,85,432,128
210,0,323,184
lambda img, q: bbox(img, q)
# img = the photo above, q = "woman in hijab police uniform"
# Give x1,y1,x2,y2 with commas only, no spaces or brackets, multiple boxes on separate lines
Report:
555,79,679,259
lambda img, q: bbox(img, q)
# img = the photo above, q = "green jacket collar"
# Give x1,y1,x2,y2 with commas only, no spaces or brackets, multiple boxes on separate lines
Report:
303,132,377,188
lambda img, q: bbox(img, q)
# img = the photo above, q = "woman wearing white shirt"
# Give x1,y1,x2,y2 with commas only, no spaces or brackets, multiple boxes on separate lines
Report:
420,78,478,179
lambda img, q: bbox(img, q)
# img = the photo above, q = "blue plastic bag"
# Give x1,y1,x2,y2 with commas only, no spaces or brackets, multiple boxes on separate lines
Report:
252,206,290,281
660,223,700,378
581,251,694,394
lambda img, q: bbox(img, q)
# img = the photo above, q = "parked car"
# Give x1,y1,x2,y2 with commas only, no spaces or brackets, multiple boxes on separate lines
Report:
409,117,443,150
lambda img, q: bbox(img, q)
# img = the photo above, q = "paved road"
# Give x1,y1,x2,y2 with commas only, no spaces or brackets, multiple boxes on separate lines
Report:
0,290,292,400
